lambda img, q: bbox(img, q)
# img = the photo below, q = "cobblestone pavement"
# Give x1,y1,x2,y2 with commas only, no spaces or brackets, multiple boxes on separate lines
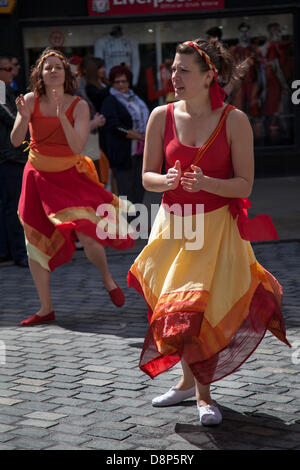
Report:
0,241,299,451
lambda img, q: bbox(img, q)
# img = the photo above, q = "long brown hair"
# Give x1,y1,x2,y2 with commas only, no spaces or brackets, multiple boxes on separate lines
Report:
29,48,77,96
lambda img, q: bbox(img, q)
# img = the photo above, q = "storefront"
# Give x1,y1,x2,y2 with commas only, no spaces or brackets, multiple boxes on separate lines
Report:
2,0,300,175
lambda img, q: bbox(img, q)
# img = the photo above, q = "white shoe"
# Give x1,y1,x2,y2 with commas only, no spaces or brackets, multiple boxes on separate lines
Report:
197,404,222,426
152,386,195,407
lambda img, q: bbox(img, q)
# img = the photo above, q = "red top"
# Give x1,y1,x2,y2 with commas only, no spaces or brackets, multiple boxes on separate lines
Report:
161,102,278,241
162,102,234,214
29,95,81,157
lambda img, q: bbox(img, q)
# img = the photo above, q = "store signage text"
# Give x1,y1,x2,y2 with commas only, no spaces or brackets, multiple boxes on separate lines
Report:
88,0,224,16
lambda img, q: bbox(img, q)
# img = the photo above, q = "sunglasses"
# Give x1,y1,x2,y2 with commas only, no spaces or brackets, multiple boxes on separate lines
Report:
0,67,13,72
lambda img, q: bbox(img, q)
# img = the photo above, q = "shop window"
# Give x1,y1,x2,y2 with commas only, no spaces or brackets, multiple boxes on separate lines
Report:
22,12,294,147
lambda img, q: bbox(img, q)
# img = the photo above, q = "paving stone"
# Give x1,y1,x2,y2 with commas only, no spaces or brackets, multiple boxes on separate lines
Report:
52,406,96,417
78,379,114,387
47,432,92,446
0,444,16,450
0,389,20,398
0,397,24,406
50,368,85,377
24,411,68,421
44,443,85,450
85,438,134,450
16,419,58,429
73,392,112,402
249,393,295,404
11,427,50,438
82,365,117,373
10,385,48,394
86,427,132,440
13,378,50,387
124,416,169,427
0,423,17,433
7,437,55,450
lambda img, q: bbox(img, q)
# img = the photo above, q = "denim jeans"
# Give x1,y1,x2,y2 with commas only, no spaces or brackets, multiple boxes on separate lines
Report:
0,161,27,262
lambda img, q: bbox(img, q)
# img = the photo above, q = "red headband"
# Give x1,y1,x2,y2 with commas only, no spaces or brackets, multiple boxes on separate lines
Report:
182,41,226,110
38,52,68,69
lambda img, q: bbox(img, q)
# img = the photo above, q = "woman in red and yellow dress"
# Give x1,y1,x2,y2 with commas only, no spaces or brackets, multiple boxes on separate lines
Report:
127,38,290,426
11,49,135,326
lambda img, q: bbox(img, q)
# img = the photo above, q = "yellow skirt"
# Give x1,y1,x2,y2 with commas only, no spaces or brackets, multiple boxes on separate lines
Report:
127,204,290,385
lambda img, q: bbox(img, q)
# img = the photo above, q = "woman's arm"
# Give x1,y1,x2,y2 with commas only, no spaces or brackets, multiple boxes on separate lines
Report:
90,113,106,132
142,106,181,193
181,109,254,198
55,93,90,155
11,93,35,147
126,129,145,141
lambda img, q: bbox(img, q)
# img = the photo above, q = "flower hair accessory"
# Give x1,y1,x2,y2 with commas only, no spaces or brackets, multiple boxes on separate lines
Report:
182,41,226,110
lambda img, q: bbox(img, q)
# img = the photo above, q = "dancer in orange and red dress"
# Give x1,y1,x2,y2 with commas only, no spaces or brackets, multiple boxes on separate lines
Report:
127,38,290,426
11,49,135,326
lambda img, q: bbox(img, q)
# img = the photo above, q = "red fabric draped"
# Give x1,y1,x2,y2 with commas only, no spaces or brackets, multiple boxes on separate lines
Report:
210,78,226,110
229,198,278,241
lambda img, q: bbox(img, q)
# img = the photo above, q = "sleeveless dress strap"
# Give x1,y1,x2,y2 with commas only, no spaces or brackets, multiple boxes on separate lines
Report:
163,103,174,146
66,96,82,117
33,94,40,116
190,104,235,169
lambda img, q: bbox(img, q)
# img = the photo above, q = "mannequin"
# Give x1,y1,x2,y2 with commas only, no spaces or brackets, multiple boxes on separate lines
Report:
229,23,261,117
206,26,223,41
94,26,140,86
259,23,290,144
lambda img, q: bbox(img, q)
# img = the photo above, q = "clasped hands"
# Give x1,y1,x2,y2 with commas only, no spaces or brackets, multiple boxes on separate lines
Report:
166,160,205,192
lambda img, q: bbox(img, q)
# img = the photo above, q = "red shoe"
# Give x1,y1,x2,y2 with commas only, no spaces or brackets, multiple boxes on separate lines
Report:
108,282,125,307
20,311,55,326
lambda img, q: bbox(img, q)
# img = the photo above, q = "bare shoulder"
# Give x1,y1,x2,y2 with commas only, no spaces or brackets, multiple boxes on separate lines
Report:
73,97,89,115
23,92,35,102
227,107,251,129
149,104,168,122
147,104,168,135
23,92,35,112
227,107,253,142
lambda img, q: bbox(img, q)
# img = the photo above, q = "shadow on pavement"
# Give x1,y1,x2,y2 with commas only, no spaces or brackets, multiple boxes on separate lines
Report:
174,404,300,450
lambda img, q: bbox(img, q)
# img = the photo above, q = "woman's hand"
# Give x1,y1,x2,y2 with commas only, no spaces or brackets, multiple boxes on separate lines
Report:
181,164,205,192
166,160,181,190
94,113,106,128
15,94,31,120
52,89,64,119
126,129,145,141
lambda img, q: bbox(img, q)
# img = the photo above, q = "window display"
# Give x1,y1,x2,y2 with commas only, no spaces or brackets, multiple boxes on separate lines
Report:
22,12,294,147
94,25,140,86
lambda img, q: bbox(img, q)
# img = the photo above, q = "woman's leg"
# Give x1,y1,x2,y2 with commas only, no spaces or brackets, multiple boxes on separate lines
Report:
28,258,54,317
76,231,116,291
179,359,213,406
176,358,197,390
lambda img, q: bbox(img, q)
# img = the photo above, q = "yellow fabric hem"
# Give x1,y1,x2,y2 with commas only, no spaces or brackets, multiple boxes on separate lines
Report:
26,240,51,271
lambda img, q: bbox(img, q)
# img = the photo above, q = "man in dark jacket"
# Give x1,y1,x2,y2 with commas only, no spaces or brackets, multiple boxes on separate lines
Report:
0,55,28,267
